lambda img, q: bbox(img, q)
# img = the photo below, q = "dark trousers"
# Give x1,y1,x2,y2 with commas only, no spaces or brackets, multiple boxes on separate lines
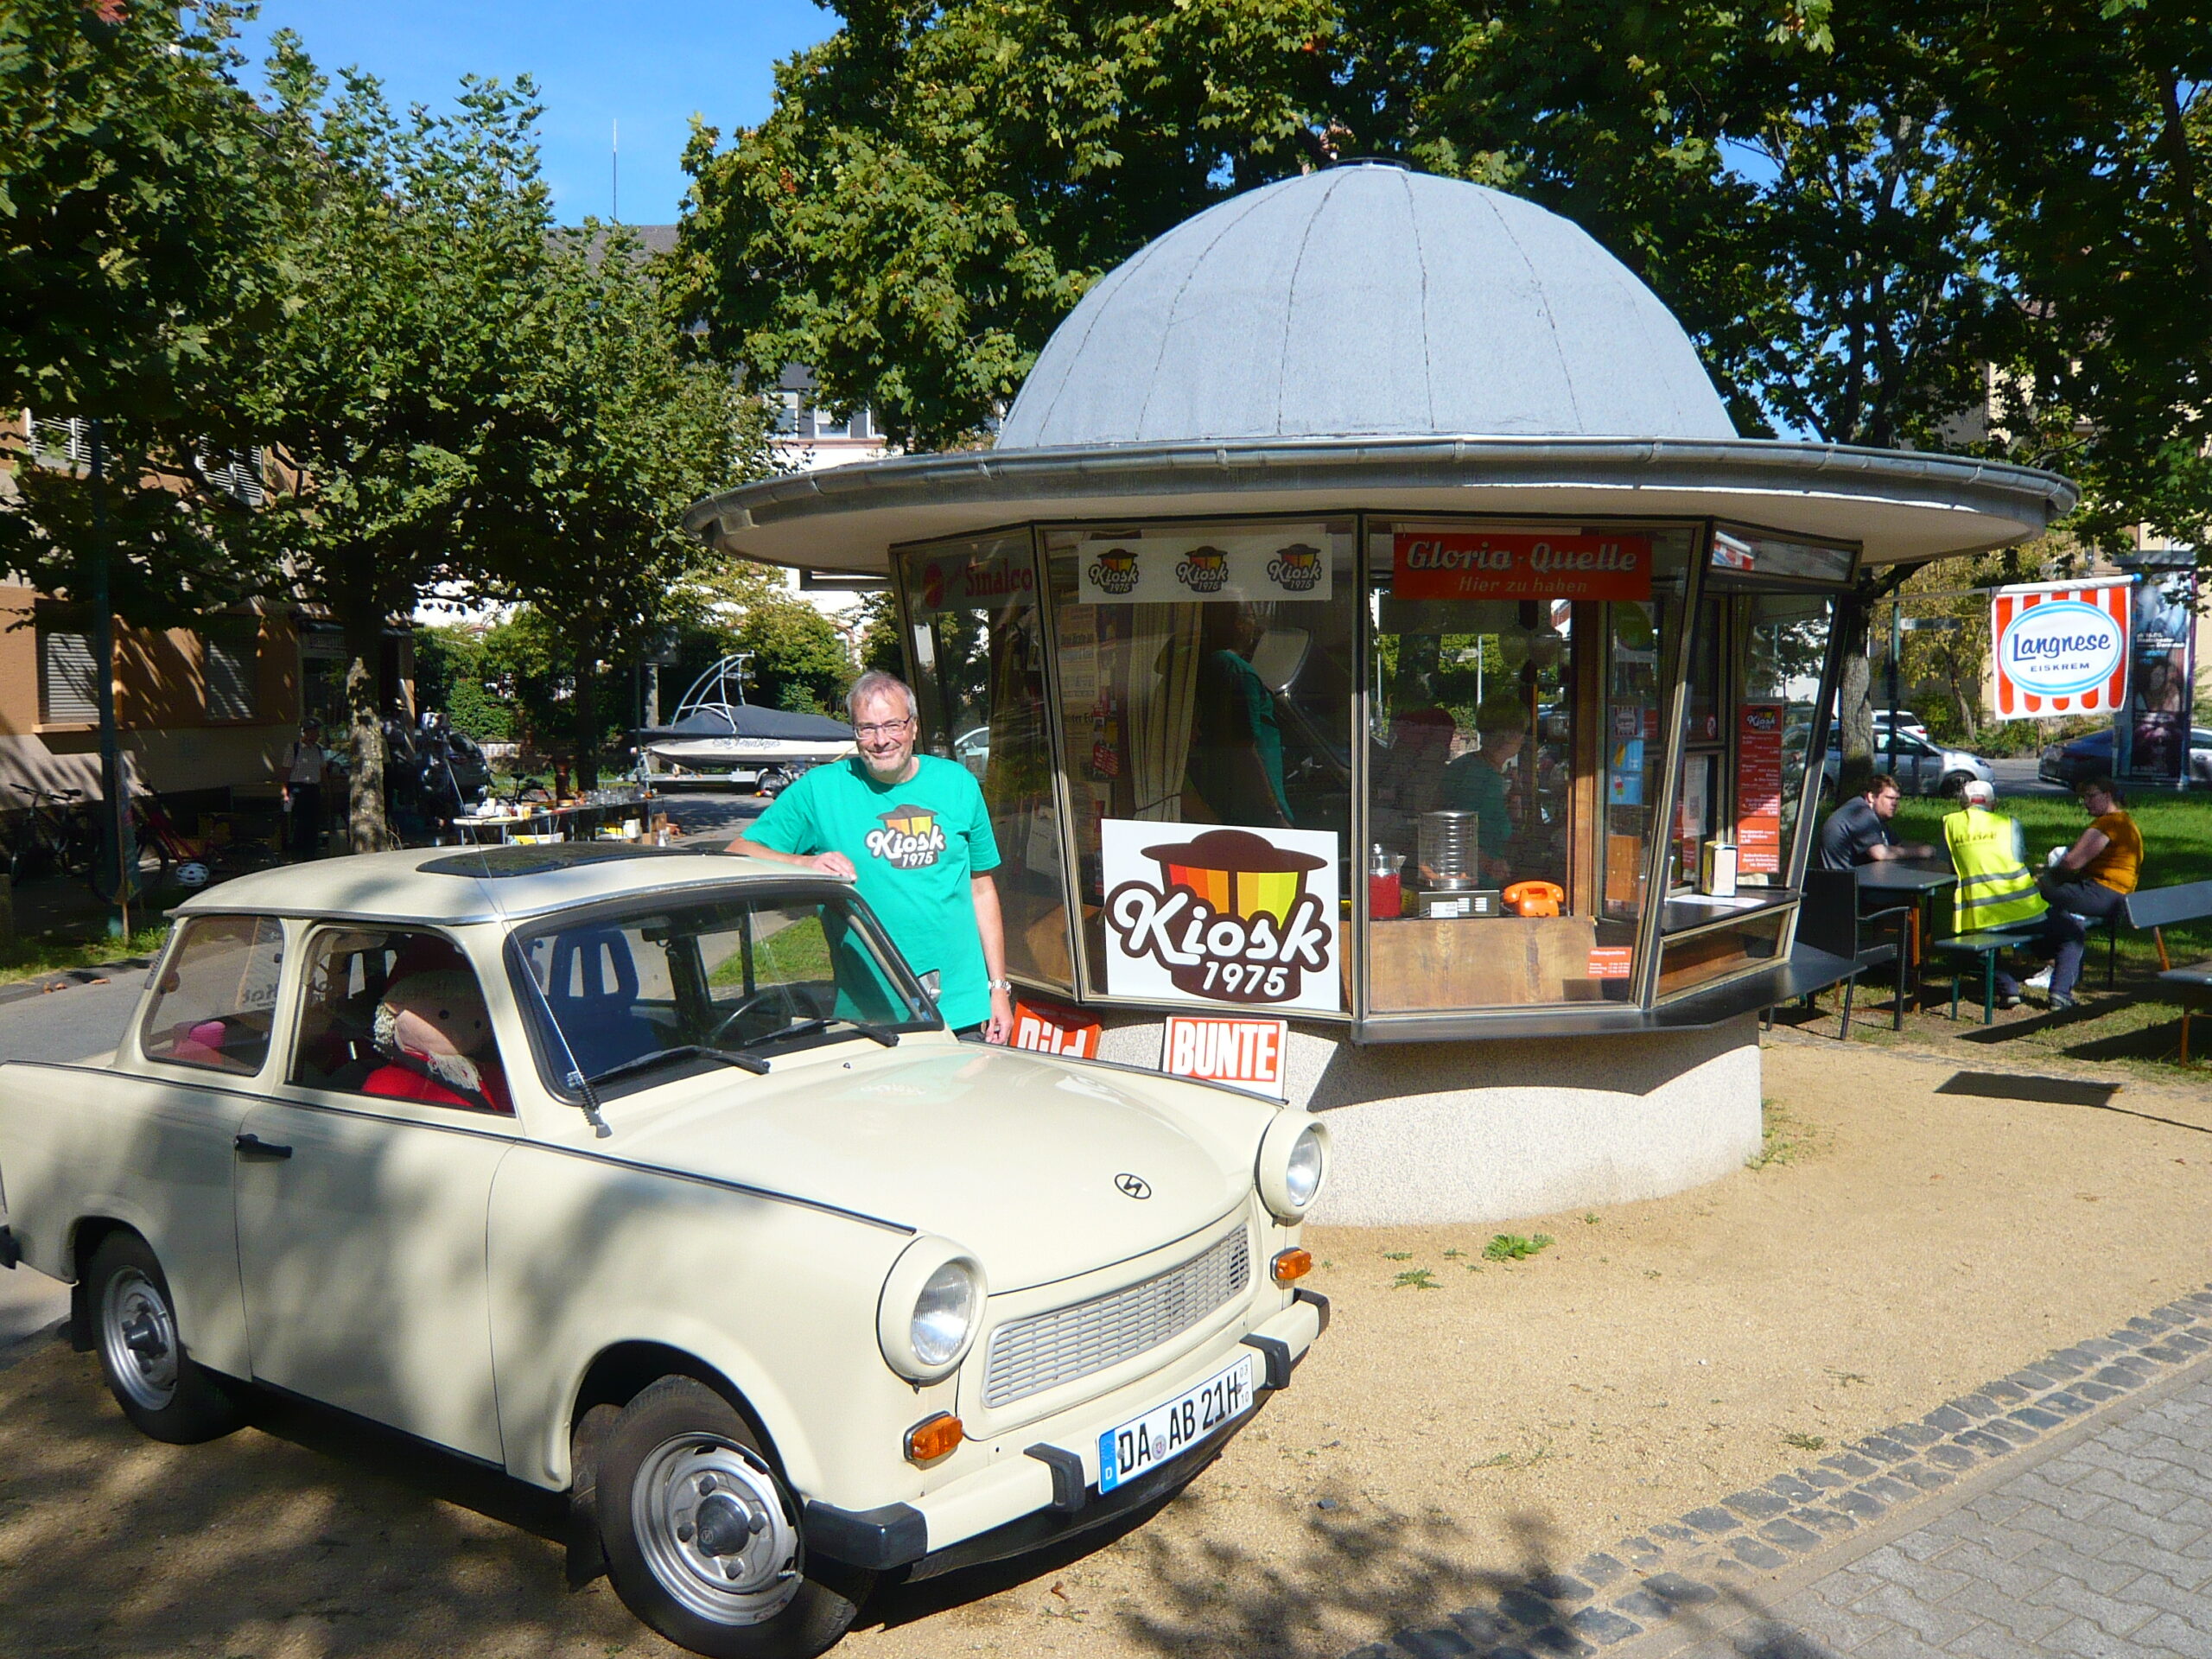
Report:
2036,874,2126,997
287,782,322,861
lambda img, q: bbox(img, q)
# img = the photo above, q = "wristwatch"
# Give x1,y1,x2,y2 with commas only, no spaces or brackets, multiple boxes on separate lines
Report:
987,978,1013,993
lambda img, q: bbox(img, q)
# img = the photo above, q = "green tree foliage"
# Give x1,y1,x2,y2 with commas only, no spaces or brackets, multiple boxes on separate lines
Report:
677,0,1342,447
680,560,855,716
249,43,554,847
0,0,286,626
411,620,512,741
478,226,768,785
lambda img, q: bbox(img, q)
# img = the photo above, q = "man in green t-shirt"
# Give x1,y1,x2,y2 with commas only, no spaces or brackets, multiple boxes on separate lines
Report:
728,671,1013,1040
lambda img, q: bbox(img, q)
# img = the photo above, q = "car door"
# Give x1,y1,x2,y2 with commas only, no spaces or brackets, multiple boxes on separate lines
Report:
231,925,514,1463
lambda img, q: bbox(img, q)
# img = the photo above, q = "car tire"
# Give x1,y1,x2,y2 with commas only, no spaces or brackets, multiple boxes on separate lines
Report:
756,768,792,799
595,1376,873,1659
1940,772,1974,799
87,1230,245,1444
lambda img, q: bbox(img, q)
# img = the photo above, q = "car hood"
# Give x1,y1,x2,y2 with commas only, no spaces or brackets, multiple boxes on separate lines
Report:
606,1045,1271,1293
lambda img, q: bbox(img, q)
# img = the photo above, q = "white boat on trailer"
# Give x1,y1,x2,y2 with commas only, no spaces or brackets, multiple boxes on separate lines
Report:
637,655,856,794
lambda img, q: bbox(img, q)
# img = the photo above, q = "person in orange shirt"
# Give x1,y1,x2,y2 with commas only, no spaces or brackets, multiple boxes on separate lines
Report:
2032,777,2142,1009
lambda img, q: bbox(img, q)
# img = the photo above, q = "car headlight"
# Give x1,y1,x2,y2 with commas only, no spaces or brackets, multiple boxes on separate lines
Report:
1255,1112,1330,1224
877,1236,983,1382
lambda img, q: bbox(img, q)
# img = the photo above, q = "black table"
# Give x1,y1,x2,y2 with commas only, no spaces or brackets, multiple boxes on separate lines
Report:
1855,861,1958,1001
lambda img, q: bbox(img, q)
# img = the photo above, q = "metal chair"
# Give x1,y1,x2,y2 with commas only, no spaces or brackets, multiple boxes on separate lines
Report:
1797,870,1905,1039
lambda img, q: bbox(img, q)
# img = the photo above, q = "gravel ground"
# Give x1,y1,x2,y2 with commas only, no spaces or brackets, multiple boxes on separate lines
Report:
2,1039,2209,1658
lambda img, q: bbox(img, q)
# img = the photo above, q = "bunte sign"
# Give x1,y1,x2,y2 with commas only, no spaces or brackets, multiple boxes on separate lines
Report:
1100,822,1342,1013
1990,581,2131,718
1160,1015,1289,1098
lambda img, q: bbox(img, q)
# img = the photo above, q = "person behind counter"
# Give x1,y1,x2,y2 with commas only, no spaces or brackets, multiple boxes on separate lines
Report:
1188,604,1292,828
1438,696,1528,884
1815,772,1936,870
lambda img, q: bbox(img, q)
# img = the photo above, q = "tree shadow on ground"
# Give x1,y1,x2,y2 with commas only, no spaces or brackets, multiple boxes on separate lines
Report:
0,1336,657,1659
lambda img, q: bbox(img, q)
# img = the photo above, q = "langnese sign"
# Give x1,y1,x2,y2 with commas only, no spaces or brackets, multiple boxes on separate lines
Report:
1100,821,1343,1014
1392,532,1653,602
1160,1015,1289,1099
1990,582,2131,718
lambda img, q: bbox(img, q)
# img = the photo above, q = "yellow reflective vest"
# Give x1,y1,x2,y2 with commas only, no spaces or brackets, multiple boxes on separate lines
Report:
1943,807,2046,932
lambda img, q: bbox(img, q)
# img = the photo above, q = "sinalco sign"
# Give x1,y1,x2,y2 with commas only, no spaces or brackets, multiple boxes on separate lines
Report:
1990,582,2132,718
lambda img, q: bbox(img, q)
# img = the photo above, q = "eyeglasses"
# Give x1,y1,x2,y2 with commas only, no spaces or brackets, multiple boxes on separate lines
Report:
854,717,913,739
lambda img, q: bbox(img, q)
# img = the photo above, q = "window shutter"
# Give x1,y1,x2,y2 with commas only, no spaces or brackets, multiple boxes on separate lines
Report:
39,627,99,723
203,620,259,720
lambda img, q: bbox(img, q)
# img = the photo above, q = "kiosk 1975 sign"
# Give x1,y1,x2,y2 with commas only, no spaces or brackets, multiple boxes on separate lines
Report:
1100,822,1342,1014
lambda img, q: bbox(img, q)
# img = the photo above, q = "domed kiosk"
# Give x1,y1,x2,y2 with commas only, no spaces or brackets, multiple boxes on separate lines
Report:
687,163,2074,1224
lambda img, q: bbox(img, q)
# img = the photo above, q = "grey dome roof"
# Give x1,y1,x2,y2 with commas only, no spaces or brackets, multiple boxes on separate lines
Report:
999,162,1738,449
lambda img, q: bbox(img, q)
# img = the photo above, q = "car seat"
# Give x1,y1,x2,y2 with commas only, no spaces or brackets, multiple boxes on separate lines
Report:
544,928,659,1077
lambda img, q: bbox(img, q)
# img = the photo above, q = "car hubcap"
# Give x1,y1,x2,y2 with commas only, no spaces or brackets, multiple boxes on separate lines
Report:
100,1268,179,1411
632,1434,802,1625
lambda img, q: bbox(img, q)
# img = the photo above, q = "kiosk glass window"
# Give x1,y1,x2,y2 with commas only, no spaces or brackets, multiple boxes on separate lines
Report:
1366,520,1690,1011
1599,532,1695,925
893,532,1074,993
1041,520,1355,1007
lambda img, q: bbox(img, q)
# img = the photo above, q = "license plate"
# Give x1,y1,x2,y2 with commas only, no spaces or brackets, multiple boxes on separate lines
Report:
1096,1354,1256,1494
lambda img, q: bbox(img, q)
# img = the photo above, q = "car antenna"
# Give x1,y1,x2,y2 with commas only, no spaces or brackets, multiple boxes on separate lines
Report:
464,837,613,1139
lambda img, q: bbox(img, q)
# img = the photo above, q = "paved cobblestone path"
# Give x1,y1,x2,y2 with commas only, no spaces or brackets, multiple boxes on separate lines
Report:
1658,1357,2212,1658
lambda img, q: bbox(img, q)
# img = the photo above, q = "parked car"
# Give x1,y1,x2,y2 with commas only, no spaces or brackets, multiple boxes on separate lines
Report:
2040,726,2212,788
1822,733,1994,798
1872,709,1931,743
0,844,1328,1659
953,726,990,779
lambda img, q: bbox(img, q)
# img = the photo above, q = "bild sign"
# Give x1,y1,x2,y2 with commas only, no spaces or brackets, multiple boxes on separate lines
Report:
1099,822,1342,1014
1990,582,2132,718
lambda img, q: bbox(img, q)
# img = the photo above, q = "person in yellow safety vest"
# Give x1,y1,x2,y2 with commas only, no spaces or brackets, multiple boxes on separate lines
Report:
1942,779,2048,1007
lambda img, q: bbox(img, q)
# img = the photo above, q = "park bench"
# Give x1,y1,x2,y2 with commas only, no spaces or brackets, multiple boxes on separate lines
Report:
2126,879,2212,1064
1931,922,2048,1025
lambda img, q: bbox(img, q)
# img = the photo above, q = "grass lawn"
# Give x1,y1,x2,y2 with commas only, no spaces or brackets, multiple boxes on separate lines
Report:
0,918,174,988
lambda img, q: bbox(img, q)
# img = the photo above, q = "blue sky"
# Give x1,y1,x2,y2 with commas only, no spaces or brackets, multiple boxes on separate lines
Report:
233,1,836,226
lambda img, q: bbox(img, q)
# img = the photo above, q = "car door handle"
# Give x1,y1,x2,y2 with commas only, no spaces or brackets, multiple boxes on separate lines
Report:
233,1133,293,1160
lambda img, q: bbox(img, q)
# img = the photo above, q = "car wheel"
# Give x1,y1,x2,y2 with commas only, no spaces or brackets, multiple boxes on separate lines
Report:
756,768,792,799
1940,772,1974,799
87,1231,245,1444
596,1376,872,1659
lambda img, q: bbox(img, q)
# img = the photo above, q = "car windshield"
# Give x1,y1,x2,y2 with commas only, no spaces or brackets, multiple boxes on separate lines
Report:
512,887,940,1096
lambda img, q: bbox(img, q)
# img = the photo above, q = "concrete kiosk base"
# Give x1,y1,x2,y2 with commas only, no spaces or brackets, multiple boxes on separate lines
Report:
1093,1014,1764,1227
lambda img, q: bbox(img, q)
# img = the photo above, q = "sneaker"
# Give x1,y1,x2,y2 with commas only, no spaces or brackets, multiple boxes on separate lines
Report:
2049,992,2076,1011
2023,966,2053,992
1996,994,2022,1011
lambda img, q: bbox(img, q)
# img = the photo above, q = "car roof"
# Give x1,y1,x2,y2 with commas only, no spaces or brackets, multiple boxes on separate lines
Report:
171,844,823,926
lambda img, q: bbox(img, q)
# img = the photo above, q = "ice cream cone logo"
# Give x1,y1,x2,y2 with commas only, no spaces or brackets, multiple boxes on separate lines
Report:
867,804,946,869
1088,547,1141,595
1103,828,1332,1004
1175,545,1230,594
1267,543,1323,593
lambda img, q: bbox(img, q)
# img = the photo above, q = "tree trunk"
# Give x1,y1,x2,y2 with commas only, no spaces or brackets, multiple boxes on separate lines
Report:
340,602,391,852
573,641,602,791
1836,608,1876,797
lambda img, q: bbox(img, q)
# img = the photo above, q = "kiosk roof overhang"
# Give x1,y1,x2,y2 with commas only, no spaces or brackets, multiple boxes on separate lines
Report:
684,435,2077,575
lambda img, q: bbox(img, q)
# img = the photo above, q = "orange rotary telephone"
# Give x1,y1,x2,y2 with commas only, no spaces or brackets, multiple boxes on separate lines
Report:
1501,880,1565,918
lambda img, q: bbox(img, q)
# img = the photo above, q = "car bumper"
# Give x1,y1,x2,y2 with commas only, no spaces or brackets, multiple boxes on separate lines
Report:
804,1288,1327,1577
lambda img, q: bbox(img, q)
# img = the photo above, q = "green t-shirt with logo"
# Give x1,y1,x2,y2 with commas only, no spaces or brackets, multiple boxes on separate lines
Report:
745,755,1002,1027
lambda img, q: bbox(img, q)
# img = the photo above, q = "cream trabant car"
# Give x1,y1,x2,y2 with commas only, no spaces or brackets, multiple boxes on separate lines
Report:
0,845,1328,1658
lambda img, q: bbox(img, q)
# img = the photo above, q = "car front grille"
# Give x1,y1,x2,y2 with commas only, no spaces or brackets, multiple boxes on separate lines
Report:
981,1227,1251,1410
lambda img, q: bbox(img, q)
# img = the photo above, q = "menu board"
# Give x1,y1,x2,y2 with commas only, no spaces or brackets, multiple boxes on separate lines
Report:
1736,702,1786,876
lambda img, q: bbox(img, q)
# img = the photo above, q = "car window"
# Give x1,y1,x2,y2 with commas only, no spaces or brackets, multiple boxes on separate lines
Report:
515,888,939,1096
289,926,512,1115
141,916,285,1075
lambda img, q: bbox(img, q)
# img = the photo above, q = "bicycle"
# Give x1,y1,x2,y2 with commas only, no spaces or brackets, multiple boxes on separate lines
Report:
5,785,98,885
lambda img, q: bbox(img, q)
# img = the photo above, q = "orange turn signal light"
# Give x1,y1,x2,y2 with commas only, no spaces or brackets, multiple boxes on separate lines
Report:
1272,1248,1313,1285
905,1412,964,1463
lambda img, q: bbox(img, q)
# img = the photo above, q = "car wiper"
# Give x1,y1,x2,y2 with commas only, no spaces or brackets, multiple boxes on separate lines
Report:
586,1045,771,1087
730,1016,900,1051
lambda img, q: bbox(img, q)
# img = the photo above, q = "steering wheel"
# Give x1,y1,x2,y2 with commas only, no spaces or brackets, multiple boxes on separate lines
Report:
707,988,802,1046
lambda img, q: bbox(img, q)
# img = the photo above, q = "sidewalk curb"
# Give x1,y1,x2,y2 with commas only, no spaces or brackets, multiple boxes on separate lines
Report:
0,958,154,1008
1344,1285,2212,1659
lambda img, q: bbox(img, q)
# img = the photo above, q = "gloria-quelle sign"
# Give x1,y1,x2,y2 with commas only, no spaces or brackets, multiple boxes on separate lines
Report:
1100,822,1342,1014
1990,581,2131,717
